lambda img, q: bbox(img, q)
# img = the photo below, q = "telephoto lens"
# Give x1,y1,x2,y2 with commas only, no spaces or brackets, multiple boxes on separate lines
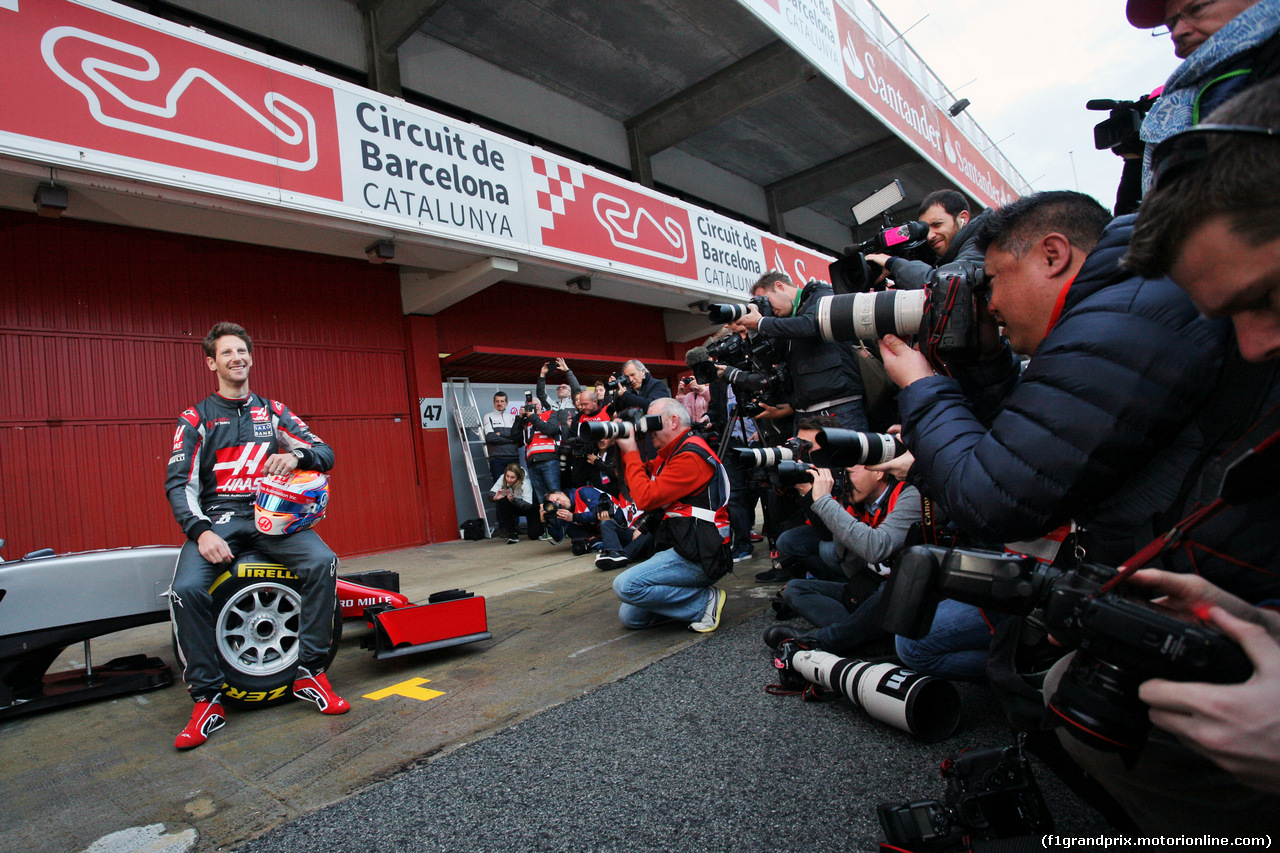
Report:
810,429,906,468
580,420,627,441
730,446,795,469
580,415,663,441
815,290,926,342
774,461,815,485
630,414,663,434
776,642,961,742
708,302,751,323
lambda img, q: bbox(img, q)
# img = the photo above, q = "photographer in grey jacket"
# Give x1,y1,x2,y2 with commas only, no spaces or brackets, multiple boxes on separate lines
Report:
774,463,920,655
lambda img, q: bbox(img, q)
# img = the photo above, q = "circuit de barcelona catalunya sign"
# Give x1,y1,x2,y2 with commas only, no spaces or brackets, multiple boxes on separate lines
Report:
0,0,831,297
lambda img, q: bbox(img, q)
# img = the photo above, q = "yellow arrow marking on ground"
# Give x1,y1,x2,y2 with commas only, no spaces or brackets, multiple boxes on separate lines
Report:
363,677,445,702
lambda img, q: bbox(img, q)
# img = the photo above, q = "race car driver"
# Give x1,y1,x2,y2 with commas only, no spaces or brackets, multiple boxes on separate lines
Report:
164,322,348,750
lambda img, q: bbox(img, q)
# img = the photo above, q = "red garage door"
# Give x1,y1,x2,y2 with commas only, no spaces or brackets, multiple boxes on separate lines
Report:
0,210,426,559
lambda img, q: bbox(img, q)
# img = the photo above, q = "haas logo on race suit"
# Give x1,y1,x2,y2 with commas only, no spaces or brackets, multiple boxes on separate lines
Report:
213,443,271,494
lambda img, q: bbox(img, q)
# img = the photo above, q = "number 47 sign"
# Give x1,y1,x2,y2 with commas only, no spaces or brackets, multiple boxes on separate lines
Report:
419,398,445,429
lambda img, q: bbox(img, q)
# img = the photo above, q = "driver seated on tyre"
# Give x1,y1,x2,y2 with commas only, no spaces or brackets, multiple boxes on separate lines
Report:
164,322,349,750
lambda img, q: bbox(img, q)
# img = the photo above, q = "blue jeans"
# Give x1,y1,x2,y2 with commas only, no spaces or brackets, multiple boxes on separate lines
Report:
527,456,560,501
600,518,634,553
800,398,869,432
895,600,1008,682
613,547,714,629
780,580,888,655
775,525,843,581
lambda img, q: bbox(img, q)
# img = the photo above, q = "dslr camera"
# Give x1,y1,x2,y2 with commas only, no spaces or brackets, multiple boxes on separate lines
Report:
730,435,837,490
706,294,771,325
877,545,1255,756
877,744,1053,851
690,327,789,417
815,260,988,369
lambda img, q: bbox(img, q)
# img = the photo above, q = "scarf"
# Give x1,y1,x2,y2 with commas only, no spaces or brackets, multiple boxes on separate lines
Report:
1141,0,1280,190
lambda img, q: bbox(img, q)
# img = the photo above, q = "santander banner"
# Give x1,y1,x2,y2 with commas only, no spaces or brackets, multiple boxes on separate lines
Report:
0,0,835,297
739,0,1020,209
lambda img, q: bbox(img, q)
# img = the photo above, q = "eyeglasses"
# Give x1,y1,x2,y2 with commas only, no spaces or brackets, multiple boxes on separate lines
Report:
1150,0,1220,35
1150,123,1280,191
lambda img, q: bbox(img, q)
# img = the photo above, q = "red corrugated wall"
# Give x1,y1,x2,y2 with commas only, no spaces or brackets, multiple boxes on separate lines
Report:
0,210,425,559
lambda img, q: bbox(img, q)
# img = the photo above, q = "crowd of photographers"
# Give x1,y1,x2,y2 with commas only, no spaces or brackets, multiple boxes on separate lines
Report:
472,1,1280,839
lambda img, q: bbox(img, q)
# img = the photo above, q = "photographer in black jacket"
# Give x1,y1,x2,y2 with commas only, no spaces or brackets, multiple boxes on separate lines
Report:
615,359,671,411
865,189,989,290
737,272,869,432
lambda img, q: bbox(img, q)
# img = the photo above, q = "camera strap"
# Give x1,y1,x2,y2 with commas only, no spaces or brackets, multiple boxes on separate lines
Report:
1103,400,1280,594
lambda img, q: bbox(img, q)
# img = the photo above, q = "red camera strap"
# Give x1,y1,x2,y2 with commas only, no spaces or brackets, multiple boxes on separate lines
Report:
1100,400,1280,594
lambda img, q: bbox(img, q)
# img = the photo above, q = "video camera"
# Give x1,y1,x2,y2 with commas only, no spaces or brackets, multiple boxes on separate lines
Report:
687,329,790,422
1087,93,1156,156
579,413,663,441
876,545,1254,756
815,260,988,369
828,180,933,295
877,743,1053,851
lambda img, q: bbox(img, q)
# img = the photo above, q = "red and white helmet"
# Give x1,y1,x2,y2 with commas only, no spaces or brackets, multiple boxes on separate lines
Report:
254,470,330,535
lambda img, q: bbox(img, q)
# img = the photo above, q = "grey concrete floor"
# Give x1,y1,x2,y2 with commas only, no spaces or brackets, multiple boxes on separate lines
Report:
0,536,782,853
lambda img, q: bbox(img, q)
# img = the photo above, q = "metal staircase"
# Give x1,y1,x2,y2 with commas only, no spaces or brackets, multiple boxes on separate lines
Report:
446,377,495,537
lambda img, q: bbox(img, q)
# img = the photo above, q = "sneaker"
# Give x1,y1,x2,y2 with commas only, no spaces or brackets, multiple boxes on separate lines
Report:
571,539,588,556
595,550,629,570
175,695,226,750
689,587,726,633
507,536,519,544
732,548,753,563
588,540,604,552
754,566,791,583
539,532,554,542
293,667,350,715
749,531,765,543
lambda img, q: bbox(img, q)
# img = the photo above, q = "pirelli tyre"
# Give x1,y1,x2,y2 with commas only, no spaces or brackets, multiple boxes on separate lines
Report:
198,557,341,708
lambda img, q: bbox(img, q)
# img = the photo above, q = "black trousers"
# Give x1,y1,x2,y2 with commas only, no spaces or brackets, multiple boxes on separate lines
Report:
168,514,337,700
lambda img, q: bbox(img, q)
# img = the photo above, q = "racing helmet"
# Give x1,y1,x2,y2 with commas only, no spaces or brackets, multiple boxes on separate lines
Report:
254,470,330,535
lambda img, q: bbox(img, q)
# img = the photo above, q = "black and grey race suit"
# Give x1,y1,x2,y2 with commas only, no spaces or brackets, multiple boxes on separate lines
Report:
164,391,337,700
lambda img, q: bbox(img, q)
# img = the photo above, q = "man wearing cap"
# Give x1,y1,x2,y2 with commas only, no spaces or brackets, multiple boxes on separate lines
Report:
1127,0,1280,192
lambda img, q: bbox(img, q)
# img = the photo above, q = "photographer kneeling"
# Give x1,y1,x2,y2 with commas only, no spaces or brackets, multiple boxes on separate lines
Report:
542,486,633,568
775,460,919,656
611,398,733,632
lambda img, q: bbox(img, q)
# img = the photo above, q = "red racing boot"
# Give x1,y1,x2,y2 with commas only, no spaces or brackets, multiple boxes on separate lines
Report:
175,696,226,750
292,667,350,715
